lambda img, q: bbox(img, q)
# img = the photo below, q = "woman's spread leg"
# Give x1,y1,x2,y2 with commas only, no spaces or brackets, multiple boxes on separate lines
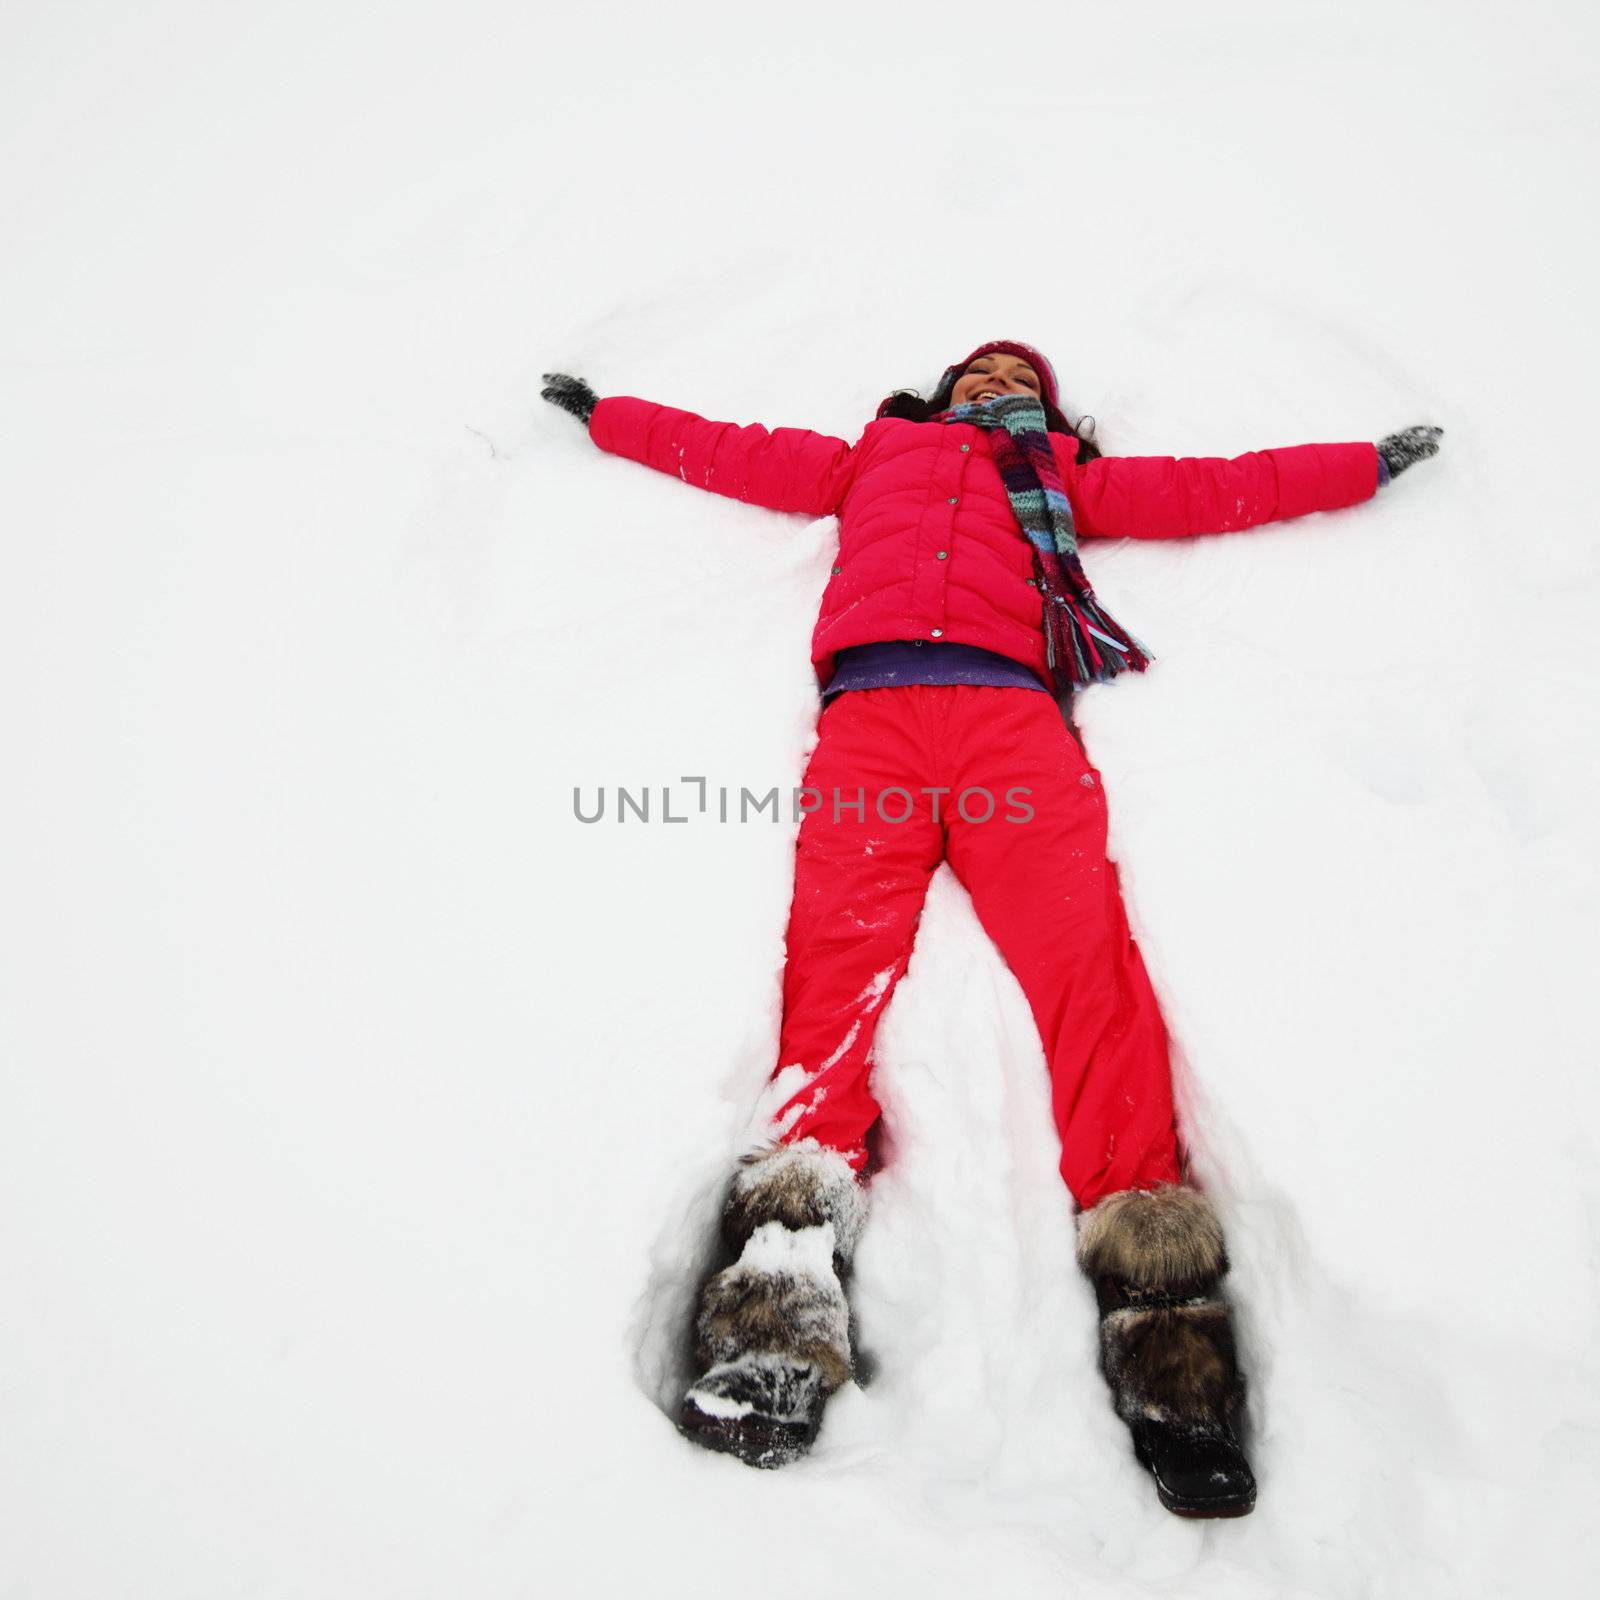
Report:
940,687,1182,1208
764,689,944,1169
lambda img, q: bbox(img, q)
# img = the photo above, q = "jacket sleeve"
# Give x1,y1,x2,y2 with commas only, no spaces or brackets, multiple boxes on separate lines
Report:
587,395,858,517
1067,441,1381,539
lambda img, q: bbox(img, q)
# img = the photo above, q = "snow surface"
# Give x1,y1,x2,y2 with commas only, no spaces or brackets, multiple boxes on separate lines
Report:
3,1,1599,1595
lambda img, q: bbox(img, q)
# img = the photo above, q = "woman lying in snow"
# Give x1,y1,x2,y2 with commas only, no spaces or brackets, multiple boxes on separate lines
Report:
542,341,1441,1517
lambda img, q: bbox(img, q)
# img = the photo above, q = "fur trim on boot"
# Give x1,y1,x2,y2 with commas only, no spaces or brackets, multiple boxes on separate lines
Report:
1076,1184,1256,1517
721,1139,867,1270
679,1142,866,1468
1076,1184,1226,1298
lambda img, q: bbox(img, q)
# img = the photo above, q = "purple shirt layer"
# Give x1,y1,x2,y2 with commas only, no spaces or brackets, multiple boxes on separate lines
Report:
821,640,1050,704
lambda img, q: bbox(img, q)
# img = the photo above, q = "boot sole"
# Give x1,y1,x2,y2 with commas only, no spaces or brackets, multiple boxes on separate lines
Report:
1154,1484,1257,1519
1134,1434,1257,1518
676,1396,820,1470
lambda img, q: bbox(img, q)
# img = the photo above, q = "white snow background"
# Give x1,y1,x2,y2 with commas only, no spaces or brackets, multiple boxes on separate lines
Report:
3,0,1598,1595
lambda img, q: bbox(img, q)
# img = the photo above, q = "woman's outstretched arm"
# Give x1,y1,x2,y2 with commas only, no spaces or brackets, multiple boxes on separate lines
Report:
541,373,858,518
1067,425,1442,540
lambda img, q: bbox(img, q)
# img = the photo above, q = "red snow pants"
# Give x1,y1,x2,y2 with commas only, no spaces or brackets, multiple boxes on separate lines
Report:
768,684,1182,1211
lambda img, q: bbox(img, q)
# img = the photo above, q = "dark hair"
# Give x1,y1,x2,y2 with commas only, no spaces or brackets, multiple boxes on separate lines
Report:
876,381,1104,463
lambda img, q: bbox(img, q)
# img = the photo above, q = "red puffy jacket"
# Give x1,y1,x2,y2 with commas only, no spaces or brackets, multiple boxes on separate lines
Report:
589,396,1380,689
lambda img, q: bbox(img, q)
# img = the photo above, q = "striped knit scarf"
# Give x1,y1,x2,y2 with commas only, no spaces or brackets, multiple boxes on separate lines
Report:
939,394,1152,692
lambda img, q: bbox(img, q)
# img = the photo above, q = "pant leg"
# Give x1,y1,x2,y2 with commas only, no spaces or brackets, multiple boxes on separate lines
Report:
939,687,1182,1209
764,688,945,1170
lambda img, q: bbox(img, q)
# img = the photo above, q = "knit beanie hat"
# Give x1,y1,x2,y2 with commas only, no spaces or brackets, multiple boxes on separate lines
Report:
938,339,1062,410
877,339,1069,426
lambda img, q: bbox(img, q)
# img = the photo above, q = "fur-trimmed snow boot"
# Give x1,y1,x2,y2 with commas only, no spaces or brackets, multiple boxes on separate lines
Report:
1076,1184,1257,1518
678,1140,867,1469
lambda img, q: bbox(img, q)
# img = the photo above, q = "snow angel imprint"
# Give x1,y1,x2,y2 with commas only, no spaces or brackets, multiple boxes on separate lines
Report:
541,341,1441,1516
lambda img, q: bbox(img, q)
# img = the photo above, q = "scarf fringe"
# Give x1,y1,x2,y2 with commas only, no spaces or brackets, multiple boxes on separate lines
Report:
1035,555,1151,687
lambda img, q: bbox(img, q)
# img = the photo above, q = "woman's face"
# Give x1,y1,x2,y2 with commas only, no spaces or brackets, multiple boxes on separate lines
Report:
949,351,1043,408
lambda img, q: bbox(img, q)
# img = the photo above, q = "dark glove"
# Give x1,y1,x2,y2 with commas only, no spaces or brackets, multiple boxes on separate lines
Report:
541,372,599,426
1376,424,1443,484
